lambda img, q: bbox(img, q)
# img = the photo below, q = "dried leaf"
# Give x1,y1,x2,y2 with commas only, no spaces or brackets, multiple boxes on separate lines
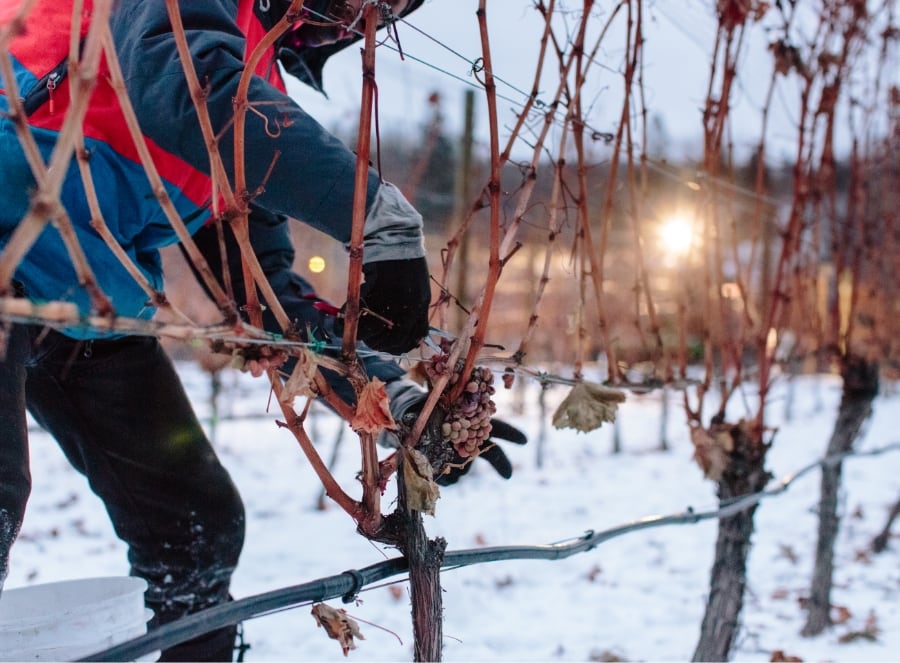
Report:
402,448,440,515
717,0,769,27
691,426,730,481
351,377,396,435
551,381,626,433
770,650,803,662
838,630,879,644
777,543,799,564
838,609,880,644
311,603,365,656
280,348,319,404
864,609,880,634
752,1,771,20
715,429,735,453
833,605,852,625
769,40,805,77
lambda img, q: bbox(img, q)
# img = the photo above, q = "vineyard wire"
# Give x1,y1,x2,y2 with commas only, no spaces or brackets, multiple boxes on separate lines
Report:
81,441,900,662
311,7,621,144
0,4,784,352
2,303,694,396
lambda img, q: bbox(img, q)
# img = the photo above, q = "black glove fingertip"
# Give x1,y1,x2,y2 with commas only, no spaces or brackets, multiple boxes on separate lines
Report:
489,418,528,445
479,444,514,479
436,466,466,486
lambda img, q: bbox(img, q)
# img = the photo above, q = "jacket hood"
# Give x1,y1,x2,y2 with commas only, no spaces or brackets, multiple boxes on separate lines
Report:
275,0,426,95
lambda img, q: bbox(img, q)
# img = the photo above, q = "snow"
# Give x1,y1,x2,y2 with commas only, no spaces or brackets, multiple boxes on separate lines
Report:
5,366,899,662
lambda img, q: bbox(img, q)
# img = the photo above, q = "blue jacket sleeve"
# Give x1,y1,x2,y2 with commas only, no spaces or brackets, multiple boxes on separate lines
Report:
109,0,424,262
188,209,406,399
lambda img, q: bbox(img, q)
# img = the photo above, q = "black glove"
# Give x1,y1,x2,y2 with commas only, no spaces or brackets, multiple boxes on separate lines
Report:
383,380,528,486
436,418,528,486
336,257,431,355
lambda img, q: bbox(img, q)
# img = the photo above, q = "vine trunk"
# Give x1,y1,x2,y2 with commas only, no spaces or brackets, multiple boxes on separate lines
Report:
693,422,771,661
802,356,878,636
397,458,447,662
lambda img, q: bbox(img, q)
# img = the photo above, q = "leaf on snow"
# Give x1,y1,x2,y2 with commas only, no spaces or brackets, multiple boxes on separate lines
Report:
551,381,626,432
832,604,853,625
838,609,880,643
311,603,365,656
279,348,320,404
402,447,440,515
351,377,397,435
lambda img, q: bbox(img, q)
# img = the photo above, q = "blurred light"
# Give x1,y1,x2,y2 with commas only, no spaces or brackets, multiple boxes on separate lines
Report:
308,256,326,273
721,282,741,299
658,214,695,256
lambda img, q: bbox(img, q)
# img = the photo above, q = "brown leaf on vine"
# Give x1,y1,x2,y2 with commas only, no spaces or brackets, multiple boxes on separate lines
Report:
402,448,440,515
279,348,319,404
351,377,396,435
551,381,626,433
690,426,731,481
769,40,806,77
311,603,365,656
717,0,769,29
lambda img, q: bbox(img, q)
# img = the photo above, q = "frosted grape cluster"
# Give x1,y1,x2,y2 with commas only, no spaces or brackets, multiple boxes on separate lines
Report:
440,366,497,457
419,341,497,471
420,353,495,459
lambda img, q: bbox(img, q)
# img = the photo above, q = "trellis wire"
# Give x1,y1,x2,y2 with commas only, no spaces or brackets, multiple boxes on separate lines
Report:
0,4,770,362
1,297,698,396
81,441,900,662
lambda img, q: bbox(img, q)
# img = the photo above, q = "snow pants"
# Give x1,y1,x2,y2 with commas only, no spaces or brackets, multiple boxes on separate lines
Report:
0,209,415,662
0,324,243,661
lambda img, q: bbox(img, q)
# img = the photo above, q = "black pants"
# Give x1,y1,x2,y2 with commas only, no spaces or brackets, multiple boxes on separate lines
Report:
0,325,244,661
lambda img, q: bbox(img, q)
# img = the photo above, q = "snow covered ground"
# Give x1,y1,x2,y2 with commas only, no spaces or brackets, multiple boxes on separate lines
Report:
5,364,899,662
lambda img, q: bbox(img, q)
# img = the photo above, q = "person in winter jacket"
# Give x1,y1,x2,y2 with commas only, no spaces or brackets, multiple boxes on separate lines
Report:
0,1,525,660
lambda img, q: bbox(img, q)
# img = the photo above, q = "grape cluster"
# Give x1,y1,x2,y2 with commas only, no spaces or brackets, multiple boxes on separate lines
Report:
421,337,454,383
418,342,498,473
439,366,497,458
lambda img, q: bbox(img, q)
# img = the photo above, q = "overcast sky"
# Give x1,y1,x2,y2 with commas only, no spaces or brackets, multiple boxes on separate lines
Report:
283,2,772,163
285,1,895,165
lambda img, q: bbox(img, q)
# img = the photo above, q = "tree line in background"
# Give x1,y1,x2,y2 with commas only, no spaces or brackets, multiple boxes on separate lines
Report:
328,107,898,379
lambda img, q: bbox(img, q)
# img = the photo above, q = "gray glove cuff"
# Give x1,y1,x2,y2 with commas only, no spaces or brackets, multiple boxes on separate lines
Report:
355,182,427,263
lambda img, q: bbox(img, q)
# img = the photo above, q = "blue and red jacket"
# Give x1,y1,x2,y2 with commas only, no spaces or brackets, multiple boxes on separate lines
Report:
0,0,425,336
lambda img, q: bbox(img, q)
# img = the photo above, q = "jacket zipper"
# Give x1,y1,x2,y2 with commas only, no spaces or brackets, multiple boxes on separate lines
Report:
22,58,68,117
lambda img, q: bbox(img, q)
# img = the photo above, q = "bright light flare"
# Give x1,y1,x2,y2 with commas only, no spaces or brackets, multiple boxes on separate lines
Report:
657,214,696,257
308,256,326,273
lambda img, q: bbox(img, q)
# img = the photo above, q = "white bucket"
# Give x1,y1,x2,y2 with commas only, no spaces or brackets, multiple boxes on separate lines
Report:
0,576,155,661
